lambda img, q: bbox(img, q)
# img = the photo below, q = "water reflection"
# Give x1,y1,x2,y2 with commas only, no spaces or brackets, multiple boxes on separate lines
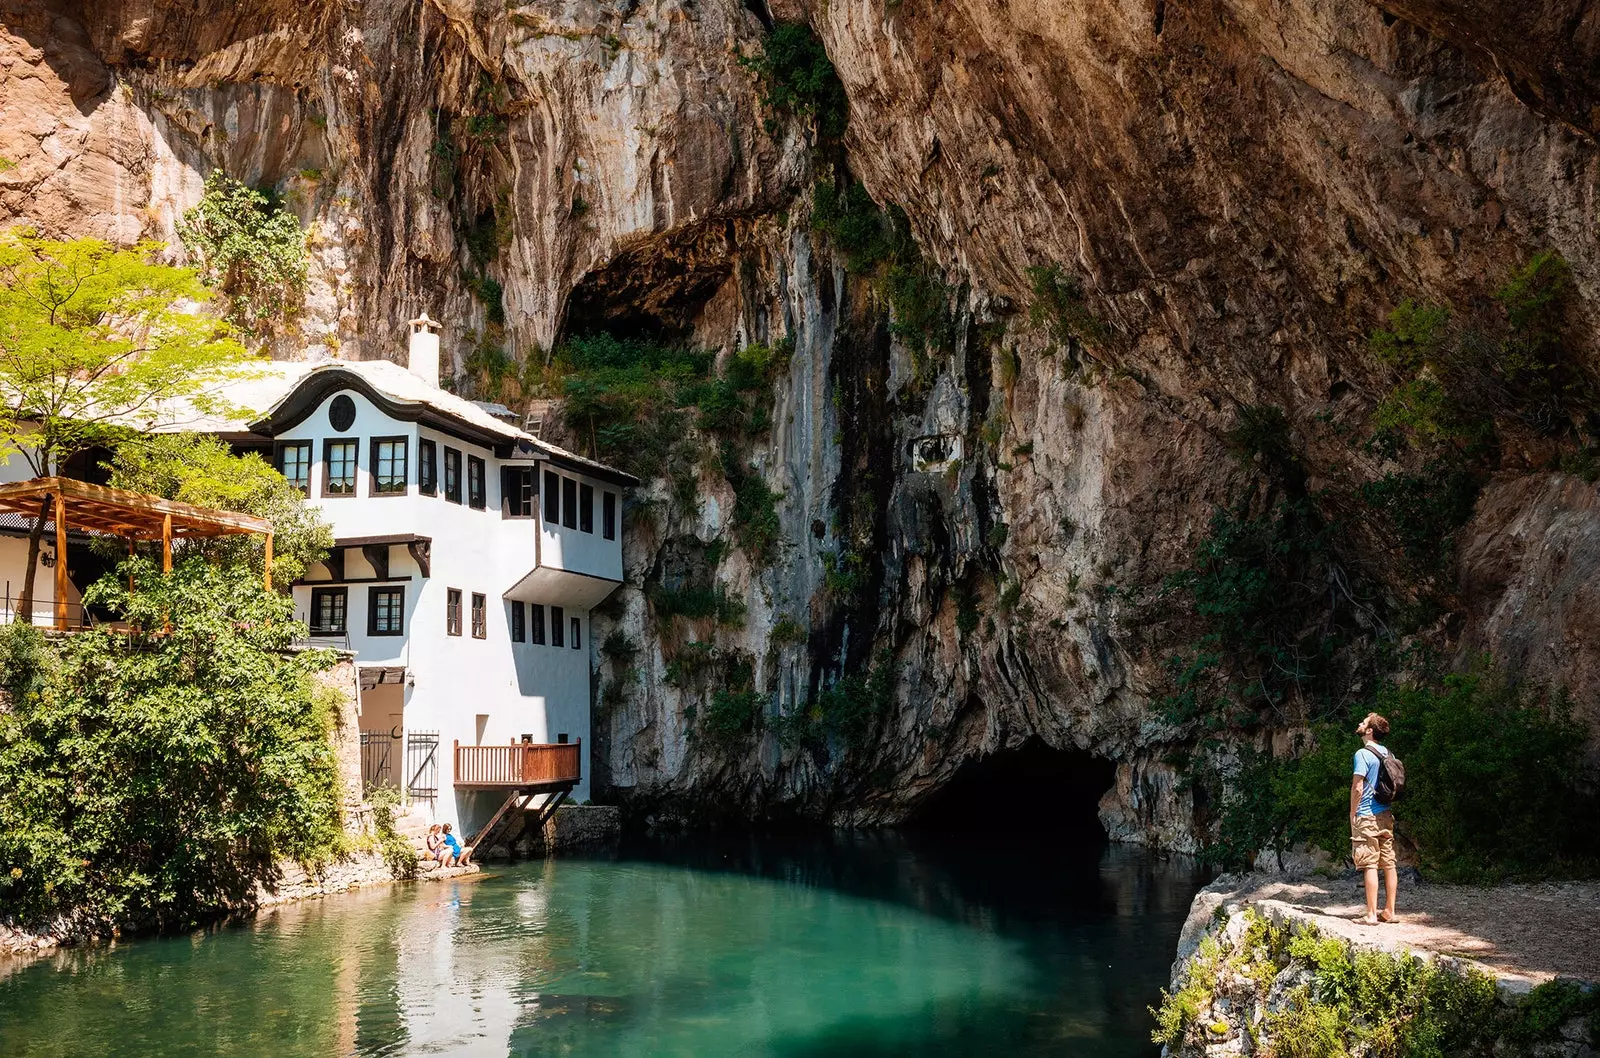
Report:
0,832,1205,1058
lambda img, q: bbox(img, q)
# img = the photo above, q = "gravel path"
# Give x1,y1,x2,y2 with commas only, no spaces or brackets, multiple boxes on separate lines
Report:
1230,875,1600,984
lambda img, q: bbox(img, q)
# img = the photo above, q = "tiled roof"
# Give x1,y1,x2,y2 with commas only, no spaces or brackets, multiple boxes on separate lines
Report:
143,357,636,484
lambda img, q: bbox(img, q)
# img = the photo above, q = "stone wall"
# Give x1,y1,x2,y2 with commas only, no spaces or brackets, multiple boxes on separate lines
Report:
507,804,621,857
1161,877,1600,1057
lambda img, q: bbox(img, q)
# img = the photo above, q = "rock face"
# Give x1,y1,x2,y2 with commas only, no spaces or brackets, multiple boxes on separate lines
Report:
3,0,1598,847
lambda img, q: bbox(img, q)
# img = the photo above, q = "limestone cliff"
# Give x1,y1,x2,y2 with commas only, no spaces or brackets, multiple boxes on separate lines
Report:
2,0,1596,849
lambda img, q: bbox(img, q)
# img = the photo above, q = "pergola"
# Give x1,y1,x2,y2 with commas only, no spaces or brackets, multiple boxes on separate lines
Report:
0,476,274,630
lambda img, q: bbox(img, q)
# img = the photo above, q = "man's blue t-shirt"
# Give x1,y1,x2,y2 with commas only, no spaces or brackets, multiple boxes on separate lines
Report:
1354,744,1390,817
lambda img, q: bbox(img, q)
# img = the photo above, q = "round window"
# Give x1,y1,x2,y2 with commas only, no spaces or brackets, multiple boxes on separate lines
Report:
328,394,356,432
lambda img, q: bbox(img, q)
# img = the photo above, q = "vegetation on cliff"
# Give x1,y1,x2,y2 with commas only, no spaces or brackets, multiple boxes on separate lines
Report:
1163,250,1600,878
178,170,308,338
1155,909,1600,1058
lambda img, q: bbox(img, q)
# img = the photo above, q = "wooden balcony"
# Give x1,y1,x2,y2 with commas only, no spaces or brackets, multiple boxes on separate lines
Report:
453,740,581,790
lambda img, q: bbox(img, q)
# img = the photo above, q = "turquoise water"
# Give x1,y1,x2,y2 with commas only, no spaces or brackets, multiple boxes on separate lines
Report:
0,832,1205,1057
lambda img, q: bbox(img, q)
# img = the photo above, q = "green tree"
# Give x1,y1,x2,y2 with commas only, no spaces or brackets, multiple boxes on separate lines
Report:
106,433,333,590
177,169,308,337
0,558,344,933
0,230,252,621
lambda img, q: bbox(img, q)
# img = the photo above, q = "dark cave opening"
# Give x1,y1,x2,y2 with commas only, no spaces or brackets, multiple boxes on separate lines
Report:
908,738,1116,840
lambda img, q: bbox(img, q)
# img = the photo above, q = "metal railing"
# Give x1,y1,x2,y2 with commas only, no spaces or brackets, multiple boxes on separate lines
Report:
453,740,581,788
360,731,397,790
0,589,96,630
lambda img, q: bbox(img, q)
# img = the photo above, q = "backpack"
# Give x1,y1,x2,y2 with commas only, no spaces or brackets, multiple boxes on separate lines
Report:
1370,745,1406,805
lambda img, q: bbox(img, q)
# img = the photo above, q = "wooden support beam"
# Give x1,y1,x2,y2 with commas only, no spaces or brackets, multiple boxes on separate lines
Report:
53,491,68,631
161,513,172,573
264,533,274,591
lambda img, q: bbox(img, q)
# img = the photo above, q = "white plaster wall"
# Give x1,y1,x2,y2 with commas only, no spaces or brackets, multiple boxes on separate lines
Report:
283,388,612,830
0,447,80,624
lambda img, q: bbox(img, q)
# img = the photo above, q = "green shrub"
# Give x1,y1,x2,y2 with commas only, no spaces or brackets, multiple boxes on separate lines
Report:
697,688,767,752
741,23,848,137
178,169,307,337
1026,262,1108,358
1156,916,1589,1057
647,580,746,627
0,559,344,933
1225,404,1294,470
1160,500,1343,729
1226,666,1599,881
1360,460,1483,578
365,786,417,880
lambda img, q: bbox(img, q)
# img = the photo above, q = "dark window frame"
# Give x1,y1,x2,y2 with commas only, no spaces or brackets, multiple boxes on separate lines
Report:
471,592,487,639
603,491,617,540
322,439,358,497
562,478,578,529
370,436,409,496
419,438,438,496
502,466,536,519
467,455,486,510
446,588,462,636
275,441,313,496
551,605,565,648
368,586,404,636
310,586,347,634
510,600,526,642
530,603,546,645
570,616,581,650
579,483,594,533
544,470,560,523
444,448,462,504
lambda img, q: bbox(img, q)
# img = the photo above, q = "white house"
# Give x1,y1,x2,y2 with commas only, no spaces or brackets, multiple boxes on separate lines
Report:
189,317,634,833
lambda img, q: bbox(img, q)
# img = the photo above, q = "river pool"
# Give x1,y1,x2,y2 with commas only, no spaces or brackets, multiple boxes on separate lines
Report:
0,831,1205,1057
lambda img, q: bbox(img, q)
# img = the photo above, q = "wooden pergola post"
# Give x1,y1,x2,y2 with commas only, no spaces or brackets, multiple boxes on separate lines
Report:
161,513,172,574
264,532,274,591
53,490,68,631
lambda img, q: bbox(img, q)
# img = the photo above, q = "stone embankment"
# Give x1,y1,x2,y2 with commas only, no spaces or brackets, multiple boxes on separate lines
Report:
1161,875,1600,1057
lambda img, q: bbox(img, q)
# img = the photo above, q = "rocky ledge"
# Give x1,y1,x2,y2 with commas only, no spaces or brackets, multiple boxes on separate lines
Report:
1160,875,1600,1057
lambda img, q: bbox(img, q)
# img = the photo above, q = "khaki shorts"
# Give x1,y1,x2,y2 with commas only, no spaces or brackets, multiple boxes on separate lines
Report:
1352,811,1396,870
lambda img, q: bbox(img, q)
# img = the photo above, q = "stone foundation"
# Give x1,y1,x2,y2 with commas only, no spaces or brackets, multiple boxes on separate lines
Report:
507,804,621,857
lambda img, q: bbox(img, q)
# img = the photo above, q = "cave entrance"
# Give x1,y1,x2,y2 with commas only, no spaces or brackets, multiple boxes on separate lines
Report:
908,738,1116,840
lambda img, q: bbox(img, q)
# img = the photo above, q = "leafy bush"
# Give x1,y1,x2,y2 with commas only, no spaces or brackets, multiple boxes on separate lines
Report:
1367,251,1584,454
1156,913,1596,1056
0,559,344,934
697,689,767,752
1027,263,1109,359
647,580,746,627
1210,666,1600,880
1360,460,1483,579
365,786,417,880
178,169,307,337
741,23,848,138
1160,500,1345,729
811,182,956,353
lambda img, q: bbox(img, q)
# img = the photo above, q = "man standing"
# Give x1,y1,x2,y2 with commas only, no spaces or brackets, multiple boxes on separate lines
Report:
1350,712,1397,925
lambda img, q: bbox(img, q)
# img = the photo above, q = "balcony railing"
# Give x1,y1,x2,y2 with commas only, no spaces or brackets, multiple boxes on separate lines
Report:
453,740,581,789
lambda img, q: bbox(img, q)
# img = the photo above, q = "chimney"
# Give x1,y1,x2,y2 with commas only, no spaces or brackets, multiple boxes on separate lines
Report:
407,313,442,388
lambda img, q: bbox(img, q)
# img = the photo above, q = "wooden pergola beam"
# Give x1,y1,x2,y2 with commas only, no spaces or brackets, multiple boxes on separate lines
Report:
0,477,271,538
0,477,276,630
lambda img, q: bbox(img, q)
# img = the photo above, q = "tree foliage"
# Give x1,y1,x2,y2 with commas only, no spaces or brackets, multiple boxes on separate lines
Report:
0,230,251,474
0,230,254,617
106,433,333,590
178,169,308,337
741,23,849,138
0,559,344,933
1202,667,1600,880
